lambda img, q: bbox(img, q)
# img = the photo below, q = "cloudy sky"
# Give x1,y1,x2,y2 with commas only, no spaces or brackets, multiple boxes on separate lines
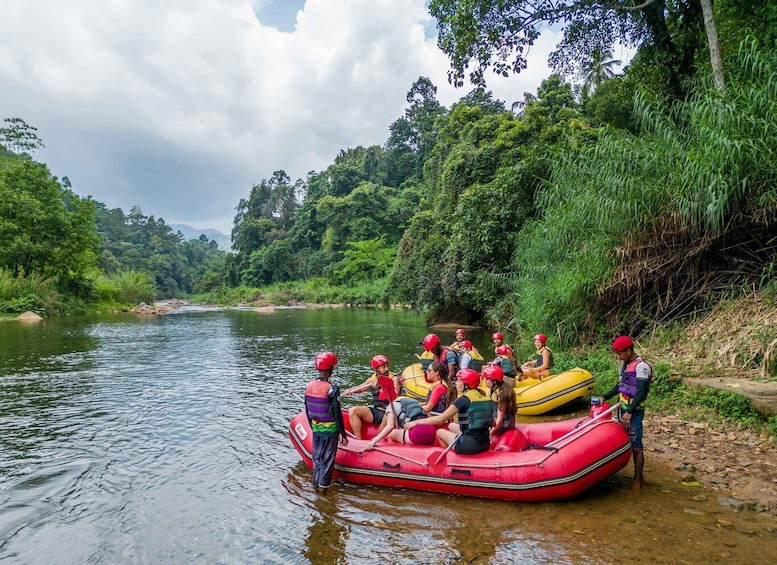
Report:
0,0,596,235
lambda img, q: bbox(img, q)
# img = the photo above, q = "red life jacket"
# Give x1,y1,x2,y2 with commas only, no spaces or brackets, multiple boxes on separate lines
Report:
305,379,334,422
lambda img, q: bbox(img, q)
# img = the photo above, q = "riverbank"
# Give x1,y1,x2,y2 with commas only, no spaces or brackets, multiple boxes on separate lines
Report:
645,409,777,515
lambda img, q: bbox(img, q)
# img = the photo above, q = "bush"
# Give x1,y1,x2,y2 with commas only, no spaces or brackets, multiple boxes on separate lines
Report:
92,270,156,306
0,269,60,316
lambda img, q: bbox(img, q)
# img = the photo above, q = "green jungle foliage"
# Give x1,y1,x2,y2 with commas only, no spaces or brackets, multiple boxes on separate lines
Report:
4,3,777,343
0,269,60,316
89,269,156,307
96,203,225,298
0,121,226,313
0,160,99,286
503,39,777,345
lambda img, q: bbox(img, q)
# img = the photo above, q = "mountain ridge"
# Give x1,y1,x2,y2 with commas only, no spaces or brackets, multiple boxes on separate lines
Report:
169,223,231,250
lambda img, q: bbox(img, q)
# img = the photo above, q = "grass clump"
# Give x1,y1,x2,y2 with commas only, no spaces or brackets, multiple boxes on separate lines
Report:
90,270,156,307
0,269,61,316
192,277,392,308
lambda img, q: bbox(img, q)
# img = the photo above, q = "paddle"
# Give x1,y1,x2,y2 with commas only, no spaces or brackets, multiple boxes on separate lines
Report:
545,403,619,448
426,433,461,474
378,373,399,403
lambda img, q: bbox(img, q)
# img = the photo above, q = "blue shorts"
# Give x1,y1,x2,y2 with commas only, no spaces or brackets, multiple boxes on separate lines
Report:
620,408,644,452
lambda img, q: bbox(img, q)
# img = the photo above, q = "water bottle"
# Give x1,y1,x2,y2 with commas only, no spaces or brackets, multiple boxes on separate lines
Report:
588,397,609,419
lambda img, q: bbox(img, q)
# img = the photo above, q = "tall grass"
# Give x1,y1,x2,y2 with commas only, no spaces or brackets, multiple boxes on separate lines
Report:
92,270,156,306
0,269,60,316
193,277,392,308
496,39,777,345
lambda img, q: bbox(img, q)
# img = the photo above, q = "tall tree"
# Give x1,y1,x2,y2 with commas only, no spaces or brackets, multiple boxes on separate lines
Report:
384,77,446,181
0,117,45,156
429,0,706,100
700,0,725,91
0,161,98,281
581,48,622,98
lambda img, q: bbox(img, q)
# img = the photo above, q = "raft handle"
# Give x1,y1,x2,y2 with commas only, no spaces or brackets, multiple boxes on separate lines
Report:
521,444,559,453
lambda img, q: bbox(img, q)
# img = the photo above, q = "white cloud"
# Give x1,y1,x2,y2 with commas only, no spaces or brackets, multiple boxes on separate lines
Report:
0,0,560,234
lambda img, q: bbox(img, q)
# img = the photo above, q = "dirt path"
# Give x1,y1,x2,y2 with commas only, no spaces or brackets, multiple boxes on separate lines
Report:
685,376,777,417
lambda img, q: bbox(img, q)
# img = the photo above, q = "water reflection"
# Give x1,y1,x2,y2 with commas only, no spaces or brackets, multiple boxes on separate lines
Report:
303,494,349,565
0,318,99,375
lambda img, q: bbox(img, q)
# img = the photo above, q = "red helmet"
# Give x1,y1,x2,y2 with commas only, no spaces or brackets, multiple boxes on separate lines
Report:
456,368,481,389
455,328,466,337
314,351,338,370
371,354,389,370
492,332,504,341
612,335,634,353
534,333,547,344
422,333,440,351
496,344,513,356
482,364,504,382
460,340,473,349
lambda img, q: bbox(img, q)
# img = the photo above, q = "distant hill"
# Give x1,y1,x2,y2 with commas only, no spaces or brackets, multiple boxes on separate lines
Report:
169,224,232,251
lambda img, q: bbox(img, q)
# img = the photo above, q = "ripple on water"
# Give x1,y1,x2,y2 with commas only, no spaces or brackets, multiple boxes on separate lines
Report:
3,310,777,564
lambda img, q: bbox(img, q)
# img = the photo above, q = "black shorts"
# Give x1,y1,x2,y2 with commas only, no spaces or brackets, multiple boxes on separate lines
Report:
453,432,489,455
369,407,386,425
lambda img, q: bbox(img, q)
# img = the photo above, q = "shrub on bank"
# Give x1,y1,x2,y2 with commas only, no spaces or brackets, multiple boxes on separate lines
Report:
193,277,391,307
0,269,61,316
90,270,156,306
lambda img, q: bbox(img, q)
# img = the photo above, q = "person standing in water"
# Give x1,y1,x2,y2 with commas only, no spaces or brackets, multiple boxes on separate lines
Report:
304,352,348,494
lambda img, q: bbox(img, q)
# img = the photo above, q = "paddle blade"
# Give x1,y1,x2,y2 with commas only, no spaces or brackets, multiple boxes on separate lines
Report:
378,374,398,403
426,449,448,474
426,434,461,474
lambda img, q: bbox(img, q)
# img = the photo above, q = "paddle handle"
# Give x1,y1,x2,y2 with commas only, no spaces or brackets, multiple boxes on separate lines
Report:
546,403,618,448
433,433,461,466
289,390,304,403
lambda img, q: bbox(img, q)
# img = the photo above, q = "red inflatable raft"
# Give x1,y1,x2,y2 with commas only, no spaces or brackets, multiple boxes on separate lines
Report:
288,404,632,502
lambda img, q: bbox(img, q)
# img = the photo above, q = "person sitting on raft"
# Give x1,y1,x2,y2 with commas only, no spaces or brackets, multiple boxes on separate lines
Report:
491,332,509,355
343,355,400,439
418,361,453,414
520,334,554,379
494,344,519,387
421,333,458,384
404,368,493,455
364,397,437,448
483,364,517,437
449,328,467,351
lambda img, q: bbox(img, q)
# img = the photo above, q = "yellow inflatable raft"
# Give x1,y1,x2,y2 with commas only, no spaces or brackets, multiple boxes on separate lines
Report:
513,368,595,415
401,364,594,415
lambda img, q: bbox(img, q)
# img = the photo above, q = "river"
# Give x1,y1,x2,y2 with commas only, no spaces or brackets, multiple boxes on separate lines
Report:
1,307,776,564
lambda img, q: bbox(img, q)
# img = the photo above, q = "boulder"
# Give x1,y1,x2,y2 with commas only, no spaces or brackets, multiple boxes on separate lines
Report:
17,311,43,321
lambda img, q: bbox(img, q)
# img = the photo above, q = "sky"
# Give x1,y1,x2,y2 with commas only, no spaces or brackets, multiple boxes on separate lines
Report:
0,0,627,235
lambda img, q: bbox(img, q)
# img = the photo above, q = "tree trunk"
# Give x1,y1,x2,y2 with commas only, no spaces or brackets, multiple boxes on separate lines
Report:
701,0,726,91
641,1,685,100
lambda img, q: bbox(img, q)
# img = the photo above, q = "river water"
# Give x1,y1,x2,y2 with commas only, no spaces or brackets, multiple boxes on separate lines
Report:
1,308,776,564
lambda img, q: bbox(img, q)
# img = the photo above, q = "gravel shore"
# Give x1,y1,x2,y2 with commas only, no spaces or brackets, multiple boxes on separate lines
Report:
645,411,777,515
